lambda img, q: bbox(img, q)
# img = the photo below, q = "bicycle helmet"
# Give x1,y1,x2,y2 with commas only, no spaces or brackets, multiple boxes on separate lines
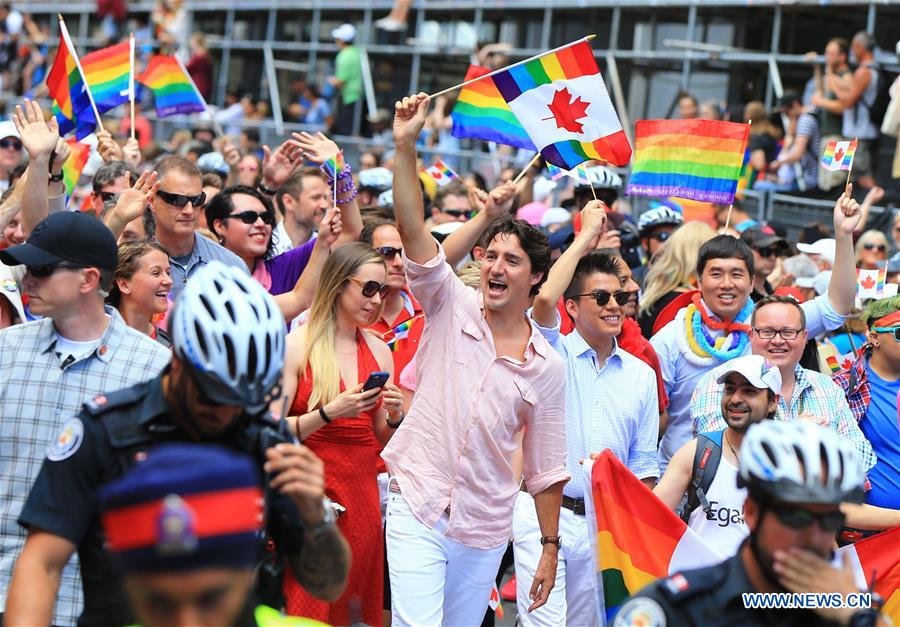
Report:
574,165,622,189
171,261,285,414
738,421,865,505
637,206,684,237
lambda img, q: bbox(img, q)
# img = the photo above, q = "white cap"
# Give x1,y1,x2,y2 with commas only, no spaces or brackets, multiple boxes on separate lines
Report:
541,207,571,228
716,355,782,395
795,270,830,296
796,238,836,265
0,120,19,140
331,23,357,42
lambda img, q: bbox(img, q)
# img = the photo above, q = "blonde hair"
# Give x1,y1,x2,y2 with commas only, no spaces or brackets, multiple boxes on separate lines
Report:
457,260,482,289
640,221,717,314
302,243,386,409
855,229,889,263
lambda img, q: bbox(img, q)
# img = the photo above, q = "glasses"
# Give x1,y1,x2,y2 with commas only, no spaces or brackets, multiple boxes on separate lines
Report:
573,290,632,307
753,327,803,341
0,138,22,151
228,210,275,226
375,246,402,260
157,189,207,208
756,247,779,258
770,505,845,532
650,231,671,243
347,276,389,298
872,326,900,341
26,262,87,278
862,243,887,252
442,209,471,219
98,191,118,203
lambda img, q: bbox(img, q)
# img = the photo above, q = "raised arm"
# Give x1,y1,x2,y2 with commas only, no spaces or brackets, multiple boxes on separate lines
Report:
531,201,607,328
828,185,862,316
14,99,59,236
441,182,515,267
392,94,438,263
103,170,160,240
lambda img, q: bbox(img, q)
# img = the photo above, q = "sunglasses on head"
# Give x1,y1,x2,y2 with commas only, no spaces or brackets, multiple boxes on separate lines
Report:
27,262,87,278
0,138,22,151
97,191,118,203
872,326,900,341
573,290,632,307
157,189,207,208
347,276,389,298
770,504,845,532
375,246,402,260
756,246,779,258
442,209,471,219
863,243,886,252
228,210,275,226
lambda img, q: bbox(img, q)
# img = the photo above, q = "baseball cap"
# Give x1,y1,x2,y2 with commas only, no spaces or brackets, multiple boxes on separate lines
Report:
795,270,830,296
331,23,357,42
739,224,790,252
540,207,571,228
716,354,782,395
197,151,229,176
517,201,548,226
0,120,19,140
0,212,118,270
796,238,836,265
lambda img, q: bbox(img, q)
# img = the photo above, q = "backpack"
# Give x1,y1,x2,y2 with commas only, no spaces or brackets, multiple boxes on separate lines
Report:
861,64,898,128
678,430,724,524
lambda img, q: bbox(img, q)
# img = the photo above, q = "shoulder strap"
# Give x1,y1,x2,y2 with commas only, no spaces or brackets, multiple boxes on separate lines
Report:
681,432,723,523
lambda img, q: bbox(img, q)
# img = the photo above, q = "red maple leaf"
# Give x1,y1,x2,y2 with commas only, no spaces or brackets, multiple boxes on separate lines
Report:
833,146,844,163
860,274,876,289
840,358,853,370
545,88,590,134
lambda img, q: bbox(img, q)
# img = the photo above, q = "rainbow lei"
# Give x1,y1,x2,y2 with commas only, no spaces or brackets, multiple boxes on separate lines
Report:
677,294,753,366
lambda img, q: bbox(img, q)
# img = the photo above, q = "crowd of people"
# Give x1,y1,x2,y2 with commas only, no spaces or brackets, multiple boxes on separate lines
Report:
0,8,897,627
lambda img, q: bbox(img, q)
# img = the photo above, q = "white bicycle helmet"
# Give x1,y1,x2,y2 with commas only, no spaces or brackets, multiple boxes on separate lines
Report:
171,261,285,414
638,206,684,237
575,165,622,189
738,421,865,505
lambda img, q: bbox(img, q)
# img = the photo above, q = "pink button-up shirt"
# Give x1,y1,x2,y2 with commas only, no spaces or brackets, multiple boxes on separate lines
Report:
381,245,569,549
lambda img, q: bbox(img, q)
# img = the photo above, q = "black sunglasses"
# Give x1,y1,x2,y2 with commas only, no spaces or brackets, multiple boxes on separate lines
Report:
573,290,632,307
375,246,402,260
347,276,389,298
442,209,471,219
770,505,845,532
863,243,886,252
27,262,87,278
228,210,275,226
98,191,118,203
157,189,207,208
756,246,779,258
0,138,22,150
650,231,671,243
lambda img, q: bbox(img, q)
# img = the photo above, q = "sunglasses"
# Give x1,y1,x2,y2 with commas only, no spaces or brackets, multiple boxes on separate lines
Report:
770,504,845,532
228,210,275,226
863,243,886,252
753,327,803,341
347,276,389,298
238,164,259,172
756,247,779,258
98,190,118,203
650,231,671,243
27,262,87,278
872,326,900,341
573,290,632,307
442,209,471,219
157,189,207,208
375,246,402,260
0,138,22,151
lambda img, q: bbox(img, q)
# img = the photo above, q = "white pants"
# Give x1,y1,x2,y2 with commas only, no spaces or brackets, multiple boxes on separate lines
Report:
385,489,507,627
512,491,599,626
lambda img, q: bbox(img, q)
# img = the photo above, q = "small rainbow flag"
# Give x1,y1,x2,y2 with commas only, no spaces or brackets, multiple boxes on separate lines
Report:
138,55,206,118
423,159,459,188
382,314,425,351
46,20,96,139
81,41,131,114
450,64,535,150
63,138,91,202
320,151,345,179
826,355,842,374
627,119,750,204
821,139,857,172
546,163,590,184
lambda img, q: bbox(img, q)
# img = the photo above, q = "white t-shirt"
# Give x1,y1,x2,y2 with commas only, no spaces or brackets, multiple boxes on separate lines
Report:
54,334,102,367
687,455,748,558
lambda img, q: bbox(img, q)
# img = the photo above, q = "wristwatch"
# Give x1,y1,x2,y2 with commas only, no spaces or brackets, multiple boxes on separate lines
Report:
540,535,561,547
305,497,338,536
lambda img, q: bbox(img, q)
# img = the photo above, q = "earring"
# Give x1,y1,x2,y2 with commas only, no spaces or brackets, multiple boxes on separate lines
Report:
122,288,131,294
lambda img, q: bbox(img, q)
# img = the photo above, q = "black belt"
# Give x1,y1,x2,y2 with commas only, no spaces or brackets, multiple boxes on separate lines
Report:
562,495,586,516
389,480,451,516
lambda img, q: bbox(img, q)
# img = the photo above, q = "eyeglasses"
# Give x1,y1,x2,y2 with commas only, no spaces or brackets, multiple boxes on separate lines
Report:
0,138,22,151
157,189,207,208
26,262,87,278
862,243,886,252
442,209,471,219
756,247,779,258
753,327,804,340
228,210,275,226
97,191,118,203
347,276,389,298
770,504,845,532
572,290,632,307
375,246,402,260
650,231,671,243
872,326,900,341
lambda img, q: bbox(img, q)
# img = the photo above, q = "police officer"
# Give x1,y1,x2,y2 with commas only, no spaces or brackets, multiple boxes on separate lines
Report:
5,261,351,627
98,442,328,627
615,421,885,627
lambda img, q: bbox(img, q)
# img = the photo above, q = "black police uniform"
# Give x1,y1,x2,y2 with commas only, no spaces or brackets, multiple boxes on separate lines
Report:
613,551,852,627
18,372,306,627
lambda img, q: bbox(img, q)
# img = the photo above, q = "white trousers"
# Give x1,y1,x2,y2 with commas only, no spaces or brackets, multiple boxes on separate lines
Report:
512,491,600,626
385,489,507,627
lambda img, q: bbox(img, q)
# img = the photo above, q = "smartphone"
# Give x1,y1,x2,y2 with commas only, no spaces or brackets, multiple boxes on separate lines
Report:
362,371,390,392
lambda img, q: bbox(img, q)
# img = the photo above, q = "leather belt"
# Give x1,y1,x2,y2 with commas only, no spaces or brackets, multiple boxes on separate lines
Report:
389,480,451,516
519,483,585,516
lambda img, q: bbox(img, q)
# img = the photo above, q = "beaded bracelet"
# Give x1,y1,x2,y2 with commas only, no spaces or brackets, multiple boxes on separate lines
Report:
336,186,359,205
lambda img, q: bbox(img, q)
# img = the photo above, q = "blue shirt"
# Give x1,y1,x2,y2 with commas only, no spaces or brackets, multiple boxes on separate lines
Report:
168,233,249,302
532,310,659,499
861,364,900,509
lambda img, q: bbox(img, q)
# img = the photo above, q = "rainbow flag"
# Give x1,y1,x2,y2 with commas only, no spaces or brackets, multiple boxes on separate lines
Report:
821,139,858,171
450,64,535,150
586,450,722,621
138,55,206,118
63,138,91,202
491,40,631,169
321,151,345,179
826,355,842,374
382,314,425,352
627,119,750,204
546,163,590,184
423,159,459,187
840,528,900,623
81,41,131,114
46,20,96,139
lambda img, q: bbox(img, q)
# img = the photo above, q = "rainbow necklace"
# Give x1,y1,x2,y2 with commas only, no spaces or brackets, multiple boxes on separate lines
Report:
676,293,753,366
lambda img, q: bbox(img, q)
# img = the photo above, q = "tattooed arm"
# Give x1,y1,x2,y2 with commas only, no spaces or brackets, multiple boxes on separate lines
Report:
289,522,351,601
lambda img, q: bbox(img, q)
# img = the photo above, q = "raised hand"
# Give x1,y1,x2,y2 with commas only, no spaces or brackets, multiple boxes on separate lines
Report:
49,136,71,175
111,170,159,224
579,200,608,246
292,131,340,165
261,139,305,189
95,127,124,163
221,138,241,169
393,93,430,145
316,205,343,249
13,99,59,160
485,181,517,219
833,184,861,236
122,137,141,169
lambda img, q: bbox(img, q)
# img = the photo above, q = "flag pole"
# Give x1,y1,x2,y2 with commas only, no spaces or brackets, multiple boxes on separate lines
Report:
580,163,597,200
844,137,857,194
173,53,226,137
513,152,541,185
58,15,104,132
427,35,597,100
129,33,136,141
724,119,752,233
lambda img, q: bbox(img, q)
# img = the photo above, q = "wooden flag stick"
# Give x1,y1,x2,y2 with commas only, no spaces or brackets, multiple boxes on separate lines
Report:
129,33,136,141
58,15,104,132
513,153,541,185
844,137,858,193
724,119,752,234
723,204,735,232
427,35,596,100
580,163,597,200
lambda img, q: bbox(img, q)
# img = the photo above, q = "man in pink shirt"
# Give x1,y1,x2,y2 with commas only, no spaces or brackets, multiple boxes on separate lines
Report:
380,93,569,625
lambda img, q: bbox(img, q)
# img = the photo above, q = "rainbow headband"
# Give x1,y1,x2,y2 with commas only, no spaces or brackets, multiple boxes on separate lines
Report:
872,310,900,328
